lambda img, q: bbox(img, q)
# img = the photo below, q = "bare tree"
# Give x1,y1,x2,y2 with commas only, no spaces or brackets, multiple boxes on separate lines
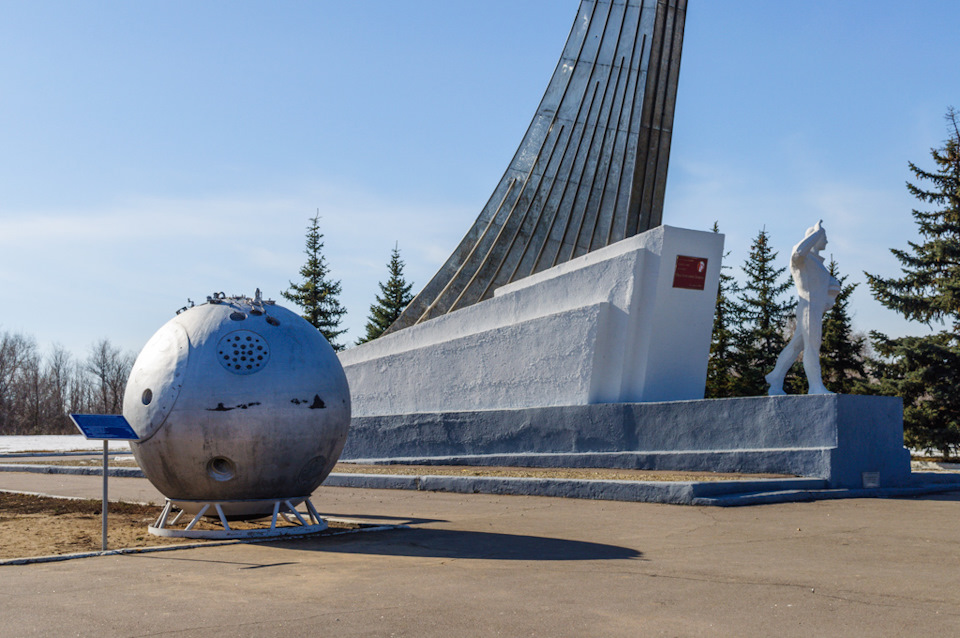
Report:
68,359,93,416
0,332,38,434
0,334,135,433
41,344,75,433
18,346,43,433
85,339,134,415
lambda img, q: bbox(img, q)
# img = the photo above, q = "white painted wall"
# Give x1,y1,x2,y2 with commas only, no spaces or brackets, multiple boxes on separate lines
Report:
340,225,724,416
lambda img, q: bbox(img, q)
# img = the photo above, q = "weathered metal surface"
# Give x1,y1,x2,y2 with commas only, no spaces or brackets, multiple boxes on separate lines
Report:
123,293,351,519
388,0,687,333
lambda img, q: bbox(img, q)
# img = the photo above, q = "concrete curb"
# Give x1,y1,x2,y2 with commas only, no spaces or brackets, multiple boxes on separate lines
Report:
0,451,133,459
0,539,242,566
5,464,960,507
0,464,145,478
0,450,133,459
325,473,702,505
0,522,405,567
0,488,151,504
326,473,960,505
693,483,960,506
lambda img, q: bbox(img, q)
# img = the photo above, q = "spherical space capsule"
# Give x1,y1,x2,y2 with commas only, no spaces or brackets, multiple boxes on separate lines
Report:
122,293,350,519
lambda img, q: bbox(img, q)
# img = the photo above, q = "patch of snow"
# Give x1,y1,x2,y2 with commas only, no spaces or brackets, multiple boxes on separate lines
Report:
0,436,132,454
912,460,960,473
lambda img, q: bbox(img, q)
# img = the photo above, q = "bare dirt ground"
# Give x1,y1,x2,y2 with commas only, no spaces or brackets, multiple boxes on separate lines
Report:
0,492,359,561
0,492,201,559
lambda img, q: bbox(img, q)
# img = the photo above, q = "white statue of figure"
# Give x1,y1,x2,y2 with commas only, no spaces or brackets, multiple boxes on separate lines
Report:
766,220,841,395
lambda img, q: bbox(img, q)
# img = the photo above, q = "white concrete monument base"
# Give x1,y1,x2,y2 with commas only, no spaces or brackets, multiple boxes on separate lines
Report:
339,225,911,488
341,225,724,412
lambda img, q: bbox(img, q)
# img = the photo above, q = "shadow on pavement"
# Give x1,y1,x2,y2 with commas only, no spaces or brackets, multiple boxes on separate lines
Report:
903,490,960,502
266,527,643,561
322,512,448,526
130,555,299,570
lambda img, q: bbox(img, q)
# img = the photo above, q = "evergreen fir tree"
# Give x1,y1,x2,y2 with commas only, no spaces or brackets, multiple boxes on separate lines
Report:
357,244,414,345
820,259,867,393
731,228,795,396
865,108,960,456
283,213,347,350
705,222,740,398
866,332,960,456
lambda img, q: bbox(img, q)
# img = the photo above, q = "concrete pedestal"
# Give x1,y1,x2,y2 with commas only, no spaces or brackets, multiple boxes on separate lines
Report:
341,395,912,489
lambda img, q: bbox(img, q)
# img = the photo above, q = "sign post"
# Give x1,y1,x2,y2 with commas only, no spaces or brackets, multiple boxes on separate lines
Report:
69,414,139,552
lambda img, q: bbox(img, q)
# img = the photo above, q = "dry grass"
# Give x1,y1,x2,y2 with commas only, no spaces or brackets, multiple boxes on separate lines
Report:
332,463,794,483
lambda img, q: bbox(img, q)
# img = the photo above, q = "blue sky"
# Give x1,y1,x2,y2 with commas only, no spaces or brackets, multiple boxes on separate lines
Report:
1,1,958,357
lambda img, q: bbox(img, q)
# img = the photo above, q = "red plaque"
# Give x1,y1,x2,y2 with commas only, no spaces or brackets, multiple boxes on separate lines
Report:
673,255,708,290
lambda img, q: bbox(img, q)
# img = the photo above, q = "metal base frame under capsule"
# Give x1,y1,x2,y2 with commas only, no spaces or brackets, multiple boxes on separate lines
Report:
148,497,328,540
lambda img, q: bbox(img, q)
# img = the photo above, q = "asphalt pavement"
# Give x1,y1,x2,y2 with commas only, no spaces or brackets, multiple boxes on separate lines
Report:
1,471,959,637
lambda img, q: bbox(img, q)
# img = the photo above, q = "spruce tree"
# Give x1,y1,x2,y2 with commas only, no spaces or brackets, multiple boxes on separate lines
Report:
357,244,414,345
283,213,347,350
865,108,960,456
731,228,795,396
705,222,740,398
820,259,867,393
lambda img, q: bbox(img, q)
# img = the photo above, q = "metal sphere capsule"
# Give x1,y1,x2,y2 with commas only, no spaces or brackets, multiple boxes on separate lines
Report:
122,293,350,519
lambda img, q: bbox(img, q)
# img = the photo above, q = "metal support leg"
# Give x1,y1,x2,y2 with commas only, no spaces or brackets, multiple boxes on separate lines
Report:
214,503,231,531
305,498,322,526
270,501,281,530
184,504,210,531
154,501,173,529
284,500,307,526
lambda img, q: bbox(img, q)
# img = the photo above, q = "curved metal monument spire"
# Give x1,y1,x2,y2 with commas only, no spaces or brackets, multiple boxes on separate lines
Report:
388,0,687,333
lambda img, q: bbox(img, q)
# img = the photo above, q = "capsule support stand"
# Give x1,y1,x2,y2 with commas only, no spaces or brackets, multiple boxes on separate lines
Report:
148,496,327,539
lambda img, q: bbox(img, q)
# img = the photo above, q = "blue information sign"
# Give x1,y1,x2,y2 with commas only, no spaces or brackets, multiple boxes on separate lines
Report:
70,414,139,441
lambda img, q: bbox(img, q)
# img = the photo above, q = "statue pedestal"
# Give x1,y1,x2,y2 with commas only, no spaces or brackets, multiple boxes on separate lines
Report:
341,395,912,489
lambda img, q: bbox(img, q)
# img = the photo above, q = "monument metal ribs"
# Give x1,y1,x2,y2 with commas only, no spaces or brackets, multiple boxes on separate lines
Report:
388,0,687,334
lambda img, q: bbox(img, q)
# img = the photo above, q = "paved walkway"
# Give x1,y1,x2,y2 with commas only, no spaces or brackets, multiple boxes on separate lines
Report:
2,471,960,637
